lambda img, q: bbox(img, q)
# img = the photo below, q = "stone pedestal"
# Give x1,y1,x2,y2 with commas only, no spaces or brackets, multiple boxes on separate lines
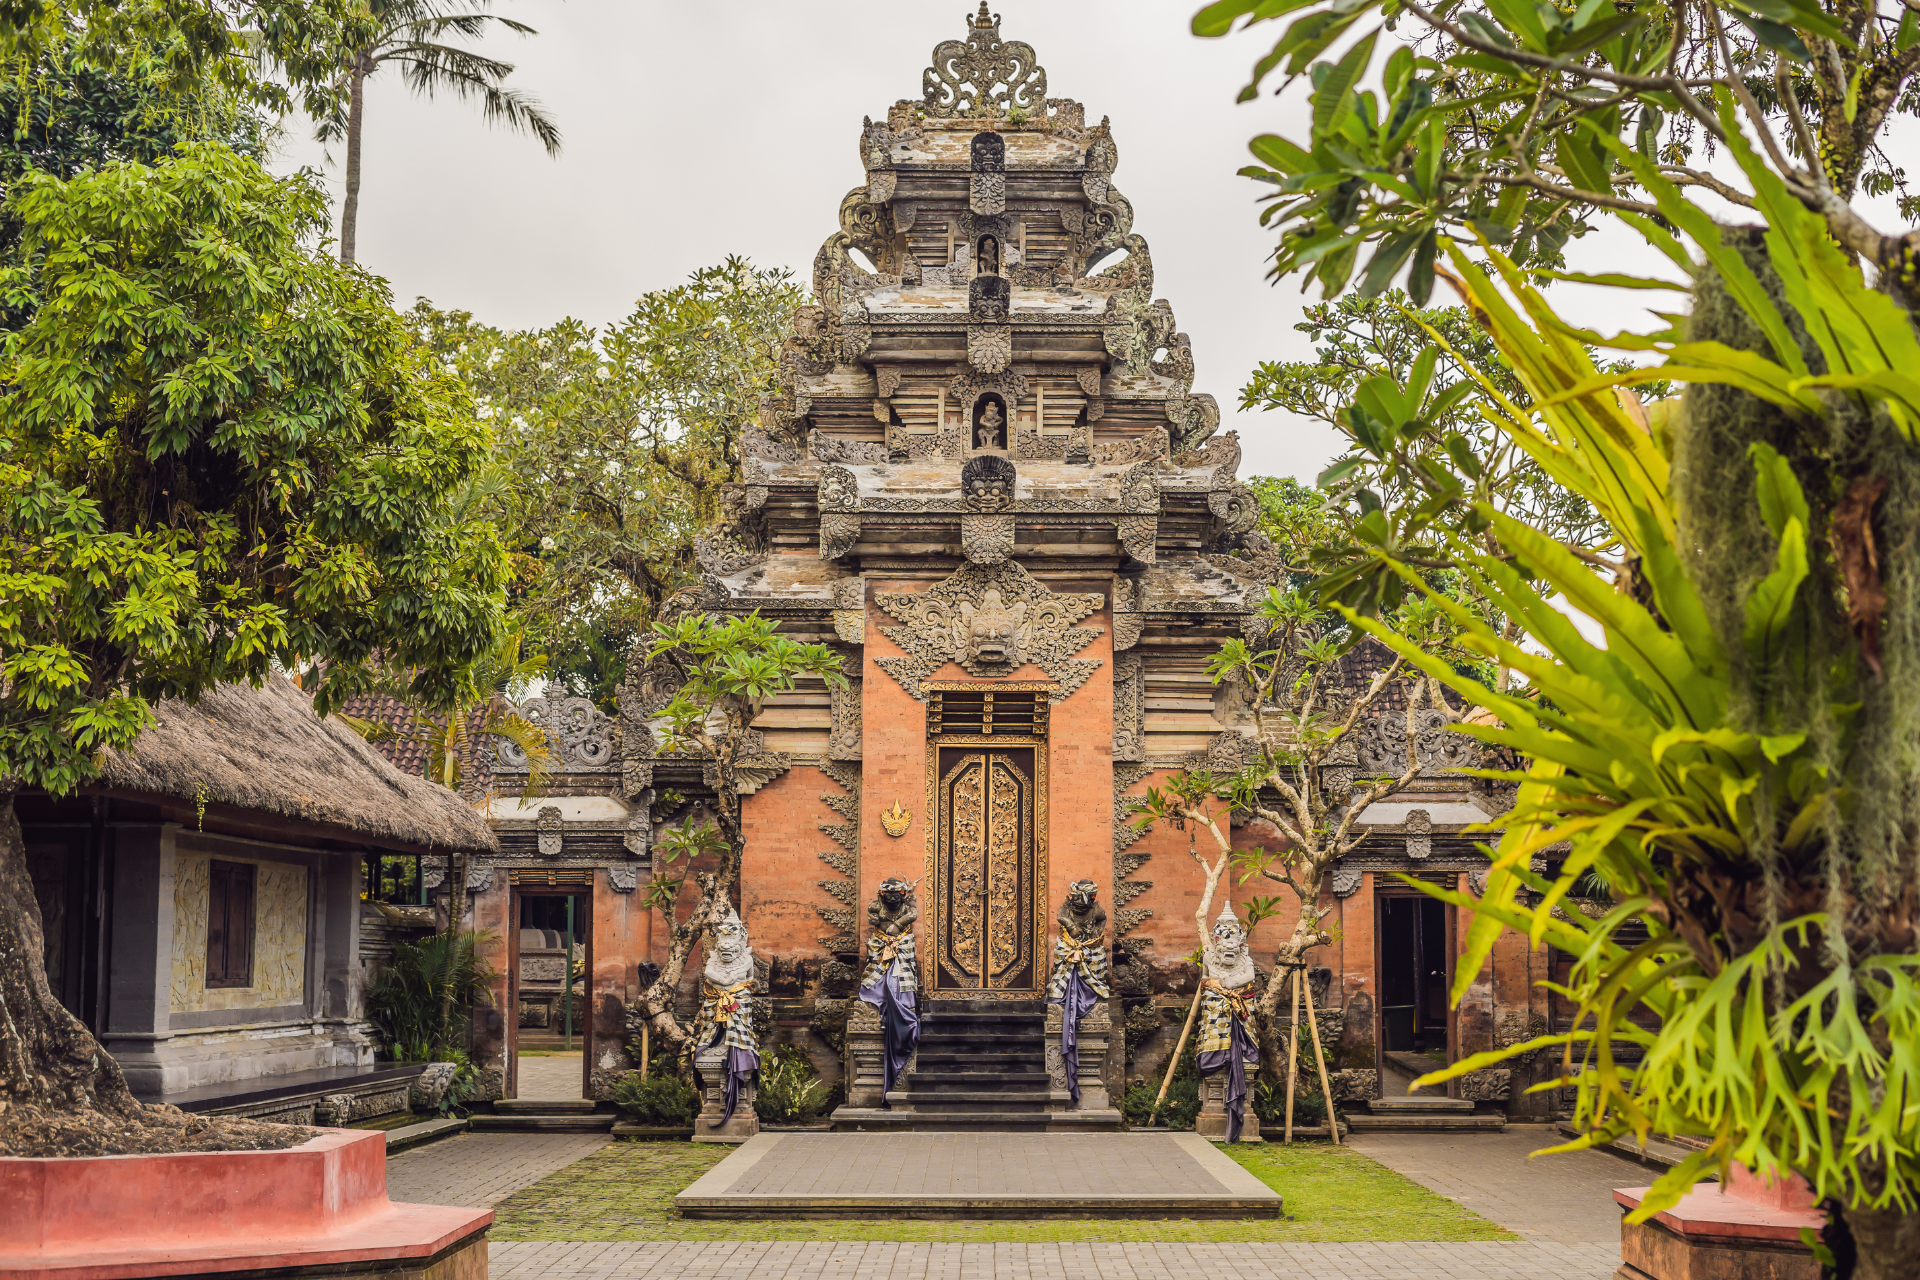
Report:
1194,1069,1261,1142
1613,1166,1823,1280
691,1044,760,1143
842,1000,890,1110
1044,1000,1114,1111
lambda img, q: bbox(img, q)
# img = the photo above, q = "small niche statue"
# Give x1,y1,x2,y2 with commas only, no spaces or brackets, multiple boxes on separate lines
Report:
974,398,1006,449
690,905,759,1128
977,235,1000,276
1046,879,1110,1104
1199,897,1261,1141
860,876,921,1104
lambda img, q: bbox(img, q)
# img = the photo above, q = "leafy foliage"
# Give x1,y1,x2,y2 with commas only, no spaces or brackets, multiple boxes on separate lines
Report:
0,142,507,797
365,930,498,1062
753,1045,831,1124
1195,0,1920,296
406,260,803,703
1343,204,1920,1220
611,1065,700,1126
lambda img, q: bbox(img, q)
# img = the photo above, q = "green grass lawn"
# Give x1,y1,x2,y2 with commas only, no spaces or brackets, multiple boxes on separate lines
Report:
487,1139,1517,1243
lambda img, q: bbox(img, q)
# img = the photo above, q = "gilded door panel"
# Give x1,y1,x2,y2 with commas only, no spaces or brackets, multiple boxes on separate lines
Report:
932,746,1038,991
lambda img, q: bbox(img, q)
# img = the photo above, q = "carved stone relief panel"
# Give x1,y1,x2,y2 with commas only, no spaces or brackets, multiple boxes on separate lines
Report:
874,561,1104,702
970,171,1006,216
1110,575,1144,651
961,455,1016,511
968,324,1013,373
1332,864,1363,898
829,674,864,761
820,514,861,561
498,694,615,772
1405,809,1432,860
1208,481,1259,535
818,465,859,512
922,7,1047,119
607,864,640,894
1115,515,1157,564
536,806,563,857
961,515,1015,565
1113,654,1145,763
1358,709,1479,775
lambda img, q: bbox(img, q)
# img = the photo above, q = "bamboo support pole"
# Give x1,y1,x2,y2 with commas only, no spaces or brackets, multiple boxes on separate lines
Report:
1284,966,1302,1144
640,1021,650,1080
1301,969,1341,1144
1150,983,1207,1125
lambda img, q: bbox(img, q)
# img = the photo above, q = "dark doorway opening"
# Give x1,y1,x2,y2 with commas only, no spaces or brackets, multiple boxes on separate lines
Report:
1379,895,1450,1057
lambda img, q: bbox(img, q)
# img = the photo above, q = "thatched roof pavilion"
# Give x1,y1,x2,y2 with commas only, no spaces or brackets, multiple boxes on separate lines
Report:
89,675,496,856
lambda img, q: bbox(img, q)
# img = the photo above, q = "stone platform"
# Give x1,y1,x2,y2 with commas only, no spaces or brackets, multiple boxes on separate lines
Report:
673,1131,1282,1219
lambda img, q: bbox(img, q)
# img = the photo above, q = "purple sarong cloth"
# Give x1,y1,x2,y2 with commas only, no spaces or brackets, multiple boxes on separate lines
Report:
697,1026,759,1128
1050,969,1099,1103
860,962,919,1104
1197,1017,1261,1141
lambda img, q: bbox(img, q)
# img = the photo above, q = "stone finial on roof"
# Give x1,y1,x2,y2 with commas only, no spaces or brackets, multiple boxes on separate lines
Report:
923,3,1047,119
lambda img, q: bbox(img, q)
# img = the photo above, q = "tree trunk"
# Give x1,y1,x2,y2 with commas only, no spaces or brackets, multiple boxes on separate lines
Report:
340,57,367,266
0,787,302,1156
1833,1203,1920,1280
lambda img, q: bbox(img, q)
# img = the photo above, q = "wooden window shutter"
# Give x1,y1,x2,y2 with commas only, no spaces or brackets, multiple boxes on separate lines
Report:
206,860,255,988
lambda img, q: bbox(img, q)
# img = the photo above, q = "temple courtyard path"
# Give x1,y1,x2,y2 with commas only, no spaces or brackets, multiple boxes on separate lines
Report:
389,1125,1631,1277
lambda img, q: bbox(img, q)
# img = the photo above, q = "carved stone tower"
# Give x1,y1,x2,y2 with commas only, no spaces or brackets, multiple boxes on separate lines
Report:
636,5,1276,1128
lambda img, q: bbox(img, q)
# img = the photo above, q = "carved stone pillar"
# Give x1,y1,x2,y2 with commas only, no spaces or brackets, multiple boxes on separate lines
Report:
842,1000,888,1109
1043,999,1116,1113
690,1044,760,1143
1194,1070,1261,1143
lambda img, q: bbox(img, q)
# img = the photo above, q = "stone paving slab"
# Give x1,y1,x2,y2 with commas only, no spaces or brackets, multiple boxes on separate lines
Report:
1348,1128,1629,1245
675,1133,1284,1219
384,1132,612,1207
489,1240,1620,1279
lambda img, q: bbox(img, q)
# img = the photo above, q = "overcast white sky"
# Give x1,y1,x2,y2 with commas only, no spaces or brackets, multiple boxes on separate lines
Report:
271,0,1349,478
271,0,1823,481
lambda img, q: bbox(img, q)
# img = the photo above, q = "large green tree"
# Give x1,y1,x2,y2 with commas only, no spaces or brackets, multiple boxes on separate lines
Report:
1197,0,1920,1269
0,142,507,1157
408,258,803,706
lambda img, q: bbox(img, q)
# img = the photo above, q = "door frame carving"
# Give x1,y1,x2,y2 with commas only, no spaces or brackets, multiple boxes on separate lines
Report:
921,680,1053,1000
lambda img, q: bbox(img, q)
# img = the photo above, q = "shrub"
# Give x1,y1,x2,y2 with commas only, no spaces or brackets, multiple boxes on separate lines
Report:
611,1067,699,1126
1121,1076,1200,1129
754,1044,829,1124
1252,1077,1328,1126
365,930,496,1061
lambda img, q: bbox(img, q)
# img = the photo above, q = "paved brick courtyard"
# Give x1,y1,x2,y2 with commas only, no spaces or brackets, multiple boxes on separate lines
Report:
721,1133,1231,1197
487,1240,1622,1279
382,1123,1635,1278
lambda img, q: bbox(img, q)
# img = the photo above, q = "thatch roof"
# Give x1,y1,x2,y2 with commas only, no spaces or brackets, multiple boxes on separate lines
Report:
94,676,497,855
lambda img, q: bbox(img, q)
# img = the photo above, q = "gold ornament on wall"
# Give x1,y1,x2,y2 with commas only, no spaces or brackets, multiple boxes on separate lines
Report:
881,800,913,837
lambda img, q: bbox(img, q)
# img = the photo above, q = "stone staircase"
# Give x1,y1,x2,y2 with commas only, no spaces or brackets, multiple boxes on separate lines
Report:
833,999,1122,1131
1345,1094,1506,1133
468,1097,614,1134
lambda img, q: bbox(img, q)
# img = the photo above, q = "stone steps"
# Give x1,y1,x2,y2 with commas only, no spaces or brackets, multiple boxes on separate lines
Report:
1345,1112,1506,1132
383,1116,465,1152
469,1112,615,1133
495,1096,598,1114
909,1072,1052,1089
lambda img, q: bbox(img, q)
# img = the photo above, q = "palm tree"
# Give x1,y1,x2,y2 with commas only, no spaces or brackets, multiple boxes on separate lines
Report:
319,0,563,265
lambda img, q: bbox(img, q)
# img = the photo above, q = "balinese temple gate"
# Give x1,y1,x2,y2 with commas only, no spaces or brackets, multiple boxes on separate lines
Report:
465,6,1566,1137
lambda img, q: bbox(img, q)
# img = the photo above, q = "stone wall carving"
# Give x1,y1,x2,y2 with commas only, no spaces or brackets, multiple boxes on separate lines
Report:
820,513,861,560
536,806,564,857
968,324,1013,372
1208,482,1259,534
701,729,792,799
873,560,1104,702
817,760,861,953
811,432,888,464
1405,808,1432,860
1111,575,1144,650
1115,515,1157,564
607,864,639,894
498,693,615,772
961,514,1015,565
961,454,1016,511
949,369,1029,423
923,4,1047,119
818,465,860,512
1358,708,1479,775
1112,762,1154,940
828,665,864,761
1331,864,1362,898
1113,653,1144,762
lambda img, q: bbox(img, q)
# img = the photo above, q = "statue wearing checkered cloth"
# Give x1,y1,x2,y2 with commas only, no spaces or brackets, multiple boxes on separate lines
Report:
1047,880,1110,1104
690,905,759,1127
1199,898,1261,1141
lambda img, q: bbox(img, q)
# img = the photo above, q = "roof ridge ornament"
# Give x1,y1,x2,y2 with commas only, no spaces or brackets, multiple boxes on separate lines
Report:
923,4,1047,120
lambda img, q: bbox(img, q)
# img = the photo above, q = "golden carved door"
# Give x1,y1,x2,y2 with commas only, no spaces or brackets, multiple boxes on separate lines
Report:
931,746,1041,992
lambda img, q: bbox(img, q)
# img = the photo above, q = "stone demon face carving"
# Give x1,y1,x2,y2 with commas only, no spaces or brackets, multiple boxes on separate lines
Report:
962,451,1016,512
958,588,1027,668
878,877,913,911
1068,880,1098,912
714,916,750,966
